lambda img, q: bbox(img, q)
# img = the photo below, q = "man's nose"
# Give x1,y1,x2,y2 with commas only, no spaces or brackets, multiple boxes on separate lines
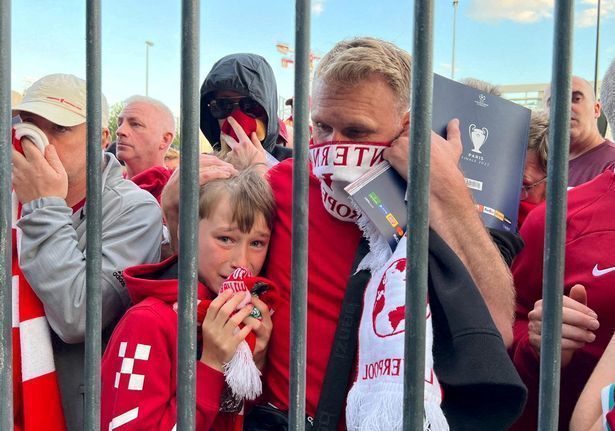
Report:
116,122,128,136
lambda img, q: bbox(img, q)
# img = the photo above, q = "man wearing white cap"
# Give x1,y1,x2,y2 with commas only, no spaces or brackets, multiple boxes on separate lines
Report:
11,73,162,431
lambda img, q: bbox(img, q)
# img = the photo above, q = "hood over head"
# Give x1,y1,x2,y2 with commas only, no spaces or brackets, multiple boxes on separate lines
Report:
123,255,210,304
200,53,280,154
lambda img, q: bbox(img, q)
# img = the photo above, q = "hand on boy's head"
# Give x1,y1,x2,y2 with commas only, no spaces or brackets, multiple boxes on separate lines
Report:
197,153,237,184
161,154,237,253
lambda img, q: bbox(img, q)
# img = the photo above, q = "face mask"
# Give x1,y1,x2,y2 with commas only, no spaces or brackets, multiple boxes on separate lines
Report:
310,139,390,222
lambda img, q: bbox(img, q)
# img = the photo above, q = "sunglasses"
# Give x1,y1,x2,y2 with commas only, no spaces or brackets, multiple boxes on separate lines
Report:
207,97,266,120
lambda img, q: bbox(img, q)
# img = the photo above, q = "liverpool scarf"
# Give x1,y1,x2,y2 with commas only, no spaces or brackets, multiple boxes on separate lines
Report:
12,128,66,431
346,235,448,431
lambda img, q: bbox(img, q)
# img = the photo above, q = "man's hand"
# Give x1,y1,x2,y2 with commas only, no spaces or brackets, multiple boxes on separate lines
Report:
222,116,268,170
12,139,68,204
383,118,462,185
161,154,237,252
387,119,516,346
528,284,600,367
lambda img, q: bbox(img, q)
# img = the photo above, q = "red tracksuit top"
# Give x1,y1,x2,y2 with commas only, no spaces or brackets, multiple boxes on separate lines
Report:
510,168,615,431
100,255,240,430
262,159,362,428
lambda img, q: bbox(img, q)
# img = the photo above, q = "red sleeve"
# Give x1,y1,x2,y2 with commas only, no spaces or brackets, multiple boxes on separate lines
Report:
101,303,225,430
509,208,547,430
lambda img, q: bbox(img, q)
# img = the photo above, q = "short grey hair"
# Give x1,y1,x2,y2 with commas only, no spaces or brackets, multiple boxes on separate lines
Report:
601,58,615,129
314,37,412,112
123,95,176,133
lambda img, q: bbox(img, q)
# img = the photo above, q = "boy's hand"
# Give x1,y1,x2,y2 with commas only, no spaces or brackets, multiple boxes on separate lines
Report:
200,291,254,372
242,295,272,370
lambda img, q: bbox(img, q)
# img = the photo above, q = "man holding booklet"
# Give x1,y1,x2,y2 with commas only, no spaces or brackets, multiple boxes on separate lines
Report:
166,37,526,431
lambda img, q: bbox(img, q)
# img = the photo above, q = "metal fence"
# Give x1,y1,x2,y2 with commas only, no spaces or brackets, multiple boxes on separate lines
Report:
0,0,574,429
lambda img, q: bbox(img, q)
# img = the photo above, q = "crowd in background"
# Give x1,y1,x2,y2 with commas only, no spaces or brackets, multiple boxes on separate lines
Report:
7,36,615,431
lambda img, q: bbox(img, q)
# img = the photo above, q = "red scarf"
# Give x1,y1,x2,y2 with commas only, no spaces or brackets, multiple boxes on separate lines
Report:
12,129,66,431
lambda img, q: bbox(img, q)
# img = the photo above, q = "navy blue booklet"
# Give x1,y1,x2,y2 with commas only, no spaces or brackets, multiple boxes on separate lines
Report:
346,74,531,250
432,73,530,233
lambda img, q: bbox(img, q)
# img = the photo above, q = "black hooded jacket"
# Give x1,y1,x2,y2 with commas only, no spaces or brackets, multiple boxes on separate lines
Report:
200,53,292,161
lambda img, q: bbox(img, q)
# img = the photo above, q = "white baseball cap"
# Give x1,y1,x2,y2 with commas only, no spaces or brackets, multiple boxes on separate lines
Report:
14,73,109,128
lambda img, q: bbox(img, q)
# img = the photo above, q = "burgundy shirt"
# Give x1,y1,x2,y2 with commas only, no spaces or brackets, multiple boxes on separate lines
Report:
568,139,615,187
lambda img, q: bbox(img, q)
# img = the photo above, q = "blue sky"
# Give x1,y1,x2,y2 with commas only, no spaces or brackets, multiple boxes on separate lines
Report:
10,0,615,117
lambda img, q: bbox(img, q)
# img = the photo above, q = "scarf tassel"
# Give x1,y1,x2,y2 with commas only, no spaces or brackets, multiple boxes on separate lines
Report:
224,340,262,400
346,383,448,431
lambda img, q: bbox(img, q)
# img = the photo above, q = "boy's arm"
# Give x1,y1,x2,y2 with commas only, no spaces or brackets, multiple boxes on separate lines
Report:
101,305,225,430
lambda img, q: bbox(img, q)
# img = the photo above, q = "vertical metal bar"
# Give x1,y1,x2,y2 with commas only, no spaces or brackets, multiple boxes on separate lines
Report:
84,1,103,430
404,2,435,430
538,1,573,430
289,0,310,429
0,0,13,429
593,0,601,96
451,0,458,80
177,0,199,429
404,1,434,430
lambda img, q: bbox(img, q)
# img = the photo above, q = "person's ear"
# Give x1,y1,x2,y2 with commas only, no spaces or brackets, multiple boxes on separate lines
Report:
161,131,174,150
595,101,602,119
400,111,410,136
101,129,111,149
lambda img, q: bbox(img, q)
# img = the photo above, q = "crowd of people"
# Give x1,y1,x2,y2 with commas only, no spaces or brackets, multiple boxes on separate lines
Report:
7,36,615,431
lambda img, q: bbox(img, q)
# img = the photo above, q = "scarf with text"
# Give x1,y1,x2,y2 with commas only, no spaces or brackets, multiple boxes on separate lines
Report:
346,235,448,431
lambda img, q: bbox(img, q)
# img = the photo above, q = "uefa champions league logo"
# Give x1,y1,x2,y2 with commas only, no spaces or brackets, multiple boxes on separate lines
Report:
469,124,489,154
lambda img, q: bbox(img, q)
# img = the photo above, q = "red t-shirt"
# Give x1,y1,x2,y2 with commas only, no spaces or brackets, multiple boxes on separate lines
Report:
262,159,362,425
510,169,615,430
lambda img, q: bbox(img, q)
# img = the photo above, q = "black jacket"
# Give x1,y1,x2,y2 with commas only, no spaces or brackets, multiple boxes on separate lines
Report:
428,229,527,430
200,53,292,161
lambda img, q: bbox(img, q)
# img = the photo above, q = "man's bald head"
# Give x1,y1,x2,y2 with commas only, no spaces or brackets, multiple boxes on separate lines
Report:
544,75,603,156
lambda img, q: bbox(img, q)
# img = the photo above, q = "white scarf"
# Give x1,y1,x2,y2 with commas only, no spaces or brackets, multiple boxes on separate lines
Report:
310,140,389,222
346,235,448,431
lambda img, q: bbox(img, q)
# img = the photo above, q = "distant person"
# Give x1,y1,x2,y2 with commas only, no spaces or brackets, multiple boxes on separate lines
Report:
164,147,180,171
116,95,175,201
11,73,161,430
544,76,615,186
460,77,502,96
518,111,549,227
200,53,292,163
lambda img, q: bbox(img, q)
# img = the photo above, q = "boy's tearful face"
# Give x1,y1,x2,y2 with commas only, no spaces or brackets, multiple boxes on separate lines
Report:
197,195,271,293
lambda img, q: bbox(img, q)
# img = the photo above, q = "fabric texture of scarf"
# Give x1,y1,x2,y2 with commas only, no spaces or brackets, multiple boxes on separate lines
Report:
346,235,448,431
12,189,66,431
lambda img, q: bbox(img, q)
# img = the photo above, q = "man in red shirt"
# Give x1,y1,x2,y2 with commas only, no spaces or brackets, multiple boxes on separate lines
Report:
116,95,176,201
260,37,518,429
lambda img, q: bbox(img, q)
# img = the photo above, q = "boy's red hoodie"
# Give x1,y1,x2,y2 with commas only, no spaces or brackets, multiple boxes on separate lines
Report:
101,255,240,430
